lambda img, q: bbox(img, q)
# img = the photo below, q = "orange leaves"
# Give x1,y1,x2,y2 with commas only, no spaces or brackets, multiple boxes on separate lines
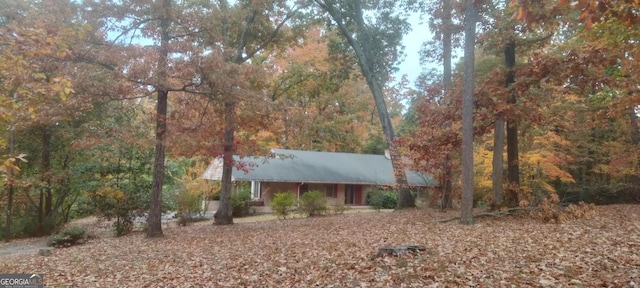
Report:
1,206,639,286
514,7,528,21
510,0,640,29
0,1,91,130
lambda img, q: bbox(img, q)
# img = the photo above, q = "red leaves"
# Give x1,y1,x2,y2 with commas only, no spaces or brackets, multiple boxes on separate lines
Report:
511,0,640,29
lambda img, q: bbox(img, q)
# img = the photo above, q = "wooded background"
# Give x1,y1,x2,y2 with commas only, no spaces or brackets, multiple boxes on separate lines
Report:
0,0,638,239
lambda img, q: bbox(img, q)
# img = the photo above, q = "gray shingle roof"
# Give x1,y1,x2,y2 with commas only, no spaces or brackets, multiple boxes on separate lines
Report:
202,149,436,187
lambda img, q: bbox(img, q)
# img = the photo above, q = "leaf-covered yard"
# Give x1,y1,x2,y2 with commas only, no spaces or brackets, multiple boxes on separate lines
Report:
1,205,639,287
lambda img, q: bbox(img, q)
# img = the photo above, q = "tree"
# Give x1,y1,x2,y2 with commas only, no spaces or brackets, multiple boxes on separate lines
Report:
423,0,464,210
82,102,155,235
269,27,393,153
460,0,478,225
503,4,520,207
0,0,85,239
313,0,416,208
146,0,171,238
441,0,455,210
182,0,302,225
83,0,220,236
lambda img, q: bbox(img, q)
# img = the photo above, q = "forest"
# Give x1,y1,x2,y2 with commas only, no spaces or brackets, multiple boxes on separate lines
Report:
0,0,639,241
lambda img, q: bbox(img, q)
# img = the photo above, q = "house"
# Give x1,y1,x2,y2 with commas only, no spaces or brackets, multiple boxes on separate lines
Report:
202,148,437,208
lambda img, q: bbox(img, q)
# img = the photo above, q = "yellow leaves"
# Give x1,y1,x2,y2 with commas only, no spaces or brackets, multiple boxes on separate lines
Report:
473,145,494,193
51,77,74,101
522,132,575,185
176,160,220,199
0,8,80,126
33,73,47,81
91,187,126,201
0,154,28,176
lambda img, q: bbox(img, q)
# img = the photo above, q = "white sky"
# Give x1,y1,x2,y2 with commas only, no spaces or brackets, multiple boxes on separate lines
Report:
395,13,433,85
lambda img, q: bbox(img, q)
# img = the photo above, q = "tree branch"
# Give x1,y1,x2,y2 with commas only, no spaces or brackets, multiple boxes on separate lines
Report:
436,207,538,223
240,6,300,63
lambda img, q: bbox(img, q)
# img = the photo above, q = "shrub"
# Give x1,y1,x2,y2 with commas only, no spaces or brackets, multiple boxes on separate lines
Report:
88,186,145,236
174,188,204,226
367,190,398,210
298,191,327,217
231,190,253,217
47,226,87,248
331,204,349,215
270,192,296,219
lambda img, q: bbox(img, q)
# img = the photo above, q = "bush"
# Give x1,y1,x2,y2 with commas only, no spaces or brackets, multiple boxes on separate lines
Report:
270,192,296,219
231,190,253,217
174,189,204,226
47,226,87,248
331,204,349,215
367,190,398,210
298,191,327,217
88,186,145,236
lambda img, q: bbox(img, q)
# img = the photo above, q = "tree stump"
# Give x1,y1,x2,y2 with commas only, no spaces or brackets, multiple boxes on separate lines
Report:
38,248,53,256
370,244,427,260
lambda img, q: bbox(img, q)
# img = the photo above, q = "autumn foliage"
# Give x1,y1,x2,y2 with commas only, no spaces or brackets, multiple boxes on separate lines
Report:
0,205,638,286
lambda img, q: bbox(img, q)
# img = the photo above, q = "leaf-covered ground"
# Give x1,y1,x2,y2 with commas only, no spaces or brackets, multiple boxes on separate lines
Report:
1,205,639,287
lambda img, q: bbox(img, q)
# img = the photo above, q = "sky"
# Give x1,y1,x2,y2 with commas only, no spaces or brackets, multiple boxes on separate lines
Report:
395,13,433,85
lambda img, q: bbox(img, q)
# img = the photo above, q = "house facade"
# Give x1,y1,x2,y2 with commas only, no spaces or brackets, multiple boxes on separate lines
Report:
202,149,437,208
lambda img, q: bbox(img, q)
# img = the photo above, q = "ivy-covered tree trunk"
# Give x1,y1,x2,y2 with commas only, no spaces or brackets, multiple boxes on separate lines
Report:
214,101,235,225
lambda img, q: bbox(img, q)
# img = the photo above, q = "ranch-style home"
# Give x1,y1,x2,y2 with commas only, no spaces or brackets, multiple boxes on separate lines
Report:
202,148,437,209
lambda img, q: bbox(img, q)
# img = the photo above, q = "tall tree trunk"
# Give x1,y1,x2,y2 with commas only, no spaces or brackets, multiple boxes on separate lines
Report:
630,107,639,201
148,90,167,237
4,116,15,241
41,126,53,218
313,0,415,208
441,0,454,210
505,40,520,207
354,0,414,208
460,0,477,225
5,183,13,242
492,118,505,207
147,0,171,238
214,101,236,225
36,126,52,236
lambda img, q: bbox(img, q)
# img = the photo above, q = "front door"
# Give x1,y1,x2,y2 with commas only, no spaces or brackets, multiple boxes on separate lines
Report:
345,185,361,205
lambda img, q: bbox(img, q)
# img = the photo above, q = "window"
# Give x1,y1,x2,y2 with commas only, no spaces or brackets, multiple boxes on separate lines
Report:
250,181,261,200
308,184,335,198
325,184,336,198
